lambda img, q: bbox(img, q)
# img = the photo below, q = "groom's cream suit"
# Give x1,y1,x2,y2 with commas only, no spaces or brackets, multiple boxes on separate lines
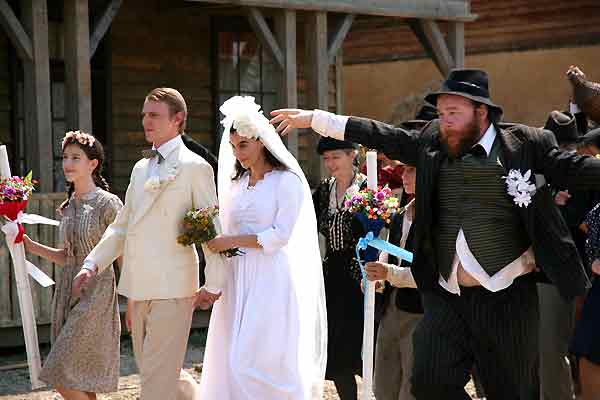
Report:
84,134,225,400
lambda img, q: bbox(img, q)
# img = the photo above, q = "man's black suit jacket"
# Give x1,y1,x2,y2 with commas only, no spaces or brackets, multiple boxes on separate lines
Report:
345,118,595,300
181,133,218,181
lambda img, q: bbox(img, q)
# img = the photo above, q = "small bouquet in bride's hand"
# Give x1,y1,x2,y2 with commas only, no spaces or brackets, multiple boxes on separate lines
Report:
177,206,244,257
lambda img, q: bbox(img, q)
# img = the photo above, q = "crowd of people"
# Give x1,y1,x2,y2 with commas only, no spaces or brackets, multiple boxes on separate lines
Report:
19,64,600,400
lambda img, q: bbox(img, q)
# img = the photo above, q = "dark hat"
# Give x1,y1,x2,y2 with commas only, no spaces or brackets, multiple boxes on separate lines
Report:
425,69,503,116
544,111,579,144
400,102,438,130
580,127,600,148
317,137,358,155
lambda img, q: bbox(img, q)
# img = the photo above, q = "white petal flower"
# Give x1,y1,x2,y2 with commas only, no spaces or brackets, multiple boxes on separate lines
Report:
219,96,275,140
504,169,536,208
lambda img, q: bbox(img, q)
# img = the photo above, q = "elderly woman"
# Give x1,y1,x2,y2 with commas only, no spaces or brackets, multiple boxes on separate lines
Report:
312,137,367,399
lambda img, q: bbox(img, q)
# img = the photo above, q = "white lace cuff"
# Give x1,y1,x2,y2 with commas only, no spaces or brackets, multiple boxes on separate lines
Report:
386,264,417,288
311,109,348,140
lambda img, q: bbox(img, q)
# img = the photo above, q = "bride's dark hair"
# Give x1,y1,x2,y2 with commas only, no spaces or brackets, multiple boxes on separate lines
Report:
230,129,287,181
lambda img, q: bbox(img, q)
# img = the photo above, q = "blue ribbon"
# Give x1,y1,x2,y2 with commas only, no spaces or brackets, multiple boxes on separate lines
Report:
356,232,414,283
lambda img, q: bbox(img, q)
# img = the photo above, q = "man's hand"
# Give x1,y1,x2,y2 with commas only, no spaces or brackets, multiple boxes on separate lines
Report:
365,261,389,281
554,190,571,206
592,259,600,276
194,288,222,310
269,109,314,136
72,267,97,297
567,65,586,80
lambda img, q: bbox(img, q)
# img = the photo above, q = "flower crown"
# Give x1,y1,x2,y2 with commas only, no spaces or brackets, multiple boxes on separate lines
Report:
219,96,275,140
61,130,96,150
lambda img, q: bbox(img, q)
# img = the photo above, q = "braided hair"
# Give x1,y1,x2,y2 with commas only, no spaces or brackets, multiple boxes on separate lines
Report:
59,131,110,211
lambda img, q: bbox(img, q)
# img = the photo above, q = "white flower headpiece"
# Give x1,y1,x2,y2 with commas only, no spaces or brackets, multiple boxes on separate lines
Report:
219,96,275,139
62,130,96,149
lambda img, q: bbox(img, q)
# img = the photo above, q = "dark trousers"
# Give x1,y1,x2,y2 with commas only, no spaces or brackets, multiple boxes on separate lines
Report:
411,274,540,400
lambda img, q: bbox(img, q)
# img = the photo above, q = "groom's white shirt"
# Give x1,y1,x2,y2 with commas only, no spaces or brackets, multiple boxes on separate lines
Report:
83,134,226,300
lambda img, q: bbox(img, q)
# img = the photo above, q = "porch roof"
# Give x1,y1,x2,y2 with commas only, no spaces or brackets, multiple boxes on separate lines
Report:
185,0,477,21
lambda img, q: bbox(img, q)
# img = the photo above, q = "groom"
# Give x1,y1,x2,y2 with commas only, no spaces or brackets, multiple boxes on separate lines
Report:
271,69,600,399
73,88,225,400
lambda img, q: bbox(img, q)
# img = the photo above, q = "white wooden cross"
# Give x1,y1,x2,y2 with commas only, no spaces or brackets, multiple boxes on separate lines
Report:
0,145,44,389
362,150,378,399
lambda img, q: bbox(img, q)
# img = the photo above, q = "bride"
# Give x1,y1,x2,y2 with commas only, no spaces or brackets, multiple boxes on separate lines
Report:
200,96,327,399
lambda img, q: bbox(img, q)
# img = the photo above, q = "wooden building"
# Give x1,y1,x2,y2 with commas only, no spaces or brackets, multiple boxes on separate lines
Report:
341,0,600,125
0,0,472,344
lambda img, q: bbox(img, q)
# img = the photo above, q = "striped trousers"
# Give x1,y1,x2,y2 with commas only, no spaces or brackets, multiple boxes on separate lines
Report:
410,274,540,400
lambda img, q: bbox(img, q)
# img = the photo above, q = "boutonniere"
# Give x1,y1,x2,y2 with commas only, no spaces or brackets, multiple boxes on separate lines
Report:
503,169,536,208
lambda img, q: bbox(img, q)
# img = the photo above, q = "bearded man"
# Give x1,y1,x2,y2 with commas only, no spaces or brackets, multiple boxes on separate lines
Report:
270,69,599,400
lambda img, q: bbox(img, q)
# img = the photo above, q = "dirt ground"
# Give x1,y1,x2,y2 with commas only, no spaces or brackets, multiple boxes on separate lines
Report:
0,330,481,400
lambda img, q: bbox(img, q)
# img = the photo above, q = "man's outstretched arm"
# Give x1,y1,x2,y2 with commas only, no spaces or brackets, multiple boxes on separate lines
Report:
270,108,420,165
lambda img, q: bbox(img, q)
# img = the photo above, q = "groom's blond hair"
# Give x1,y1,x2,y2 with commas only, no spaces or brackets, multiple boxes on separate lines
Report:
145,87,188,134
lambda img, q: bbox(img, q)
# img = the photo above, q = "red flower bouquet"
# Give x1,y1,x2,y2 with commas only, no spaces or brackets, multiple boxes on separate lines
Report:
0,172,36,243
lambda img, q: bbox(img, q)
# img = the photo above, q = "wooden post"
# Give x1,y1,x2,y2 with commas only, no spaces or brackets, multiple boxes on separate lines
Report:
275,9,298,157
22,0,53,192
335,49,344,114
447,21,465,68
304,11,328,186
64,0,93,133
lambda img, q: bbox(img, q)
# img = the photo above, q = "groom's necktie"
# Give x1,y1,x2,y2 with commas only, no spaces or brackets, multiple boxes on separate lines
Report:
141,149,164,164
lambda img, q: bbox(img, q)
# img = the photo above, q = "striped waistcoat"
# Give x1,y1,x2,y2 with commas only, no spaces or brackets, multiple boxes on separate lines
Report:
435,137,531,279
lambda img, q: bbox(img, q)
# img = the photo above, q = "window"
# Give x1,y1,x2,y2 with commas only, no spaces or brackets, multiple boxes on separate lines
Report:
212,17,278,148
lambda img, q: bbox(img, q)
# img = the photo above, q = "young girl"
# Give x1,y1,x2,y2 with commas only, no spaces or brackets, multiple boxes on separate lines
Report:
24,131,122,400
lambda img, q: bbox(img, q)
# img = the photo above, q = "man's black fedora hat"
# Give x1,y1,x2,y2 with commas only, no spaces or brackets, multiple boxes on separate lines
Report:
543,111,579,145
425,69,503,116
400,102,438,130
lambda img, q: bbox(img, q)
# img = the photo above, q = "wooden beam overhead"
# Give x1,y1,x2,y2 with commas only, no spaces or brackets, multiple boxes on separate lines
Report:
186,0,476,21
327,14,353,65
90,0,123,58
246,7,284,69
0,0,33,61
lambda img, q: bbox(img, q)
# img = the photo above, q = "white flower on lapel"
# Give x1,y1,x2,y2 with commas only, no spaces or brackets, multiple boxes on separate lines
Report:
144,176,161,192
504,169,536,208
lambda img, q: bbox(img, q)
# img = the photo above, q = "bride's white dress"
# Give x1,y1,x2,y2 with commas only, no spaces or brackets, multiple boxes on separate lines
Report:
199,170,312,400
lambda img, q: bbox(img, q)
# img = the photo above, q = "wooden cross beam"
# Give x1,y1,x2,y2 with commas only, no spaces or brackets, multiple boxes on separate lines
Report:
246,7,284,69
0,0,33,61
90,0,123,58
409,19,465,76
327,14,354,65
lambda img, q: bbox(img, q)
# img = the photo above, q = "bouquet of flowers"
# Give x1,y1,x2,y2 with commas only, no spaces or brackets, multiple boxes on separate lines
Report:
177,206,243,257
0,172,36,244
345,185,401,262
